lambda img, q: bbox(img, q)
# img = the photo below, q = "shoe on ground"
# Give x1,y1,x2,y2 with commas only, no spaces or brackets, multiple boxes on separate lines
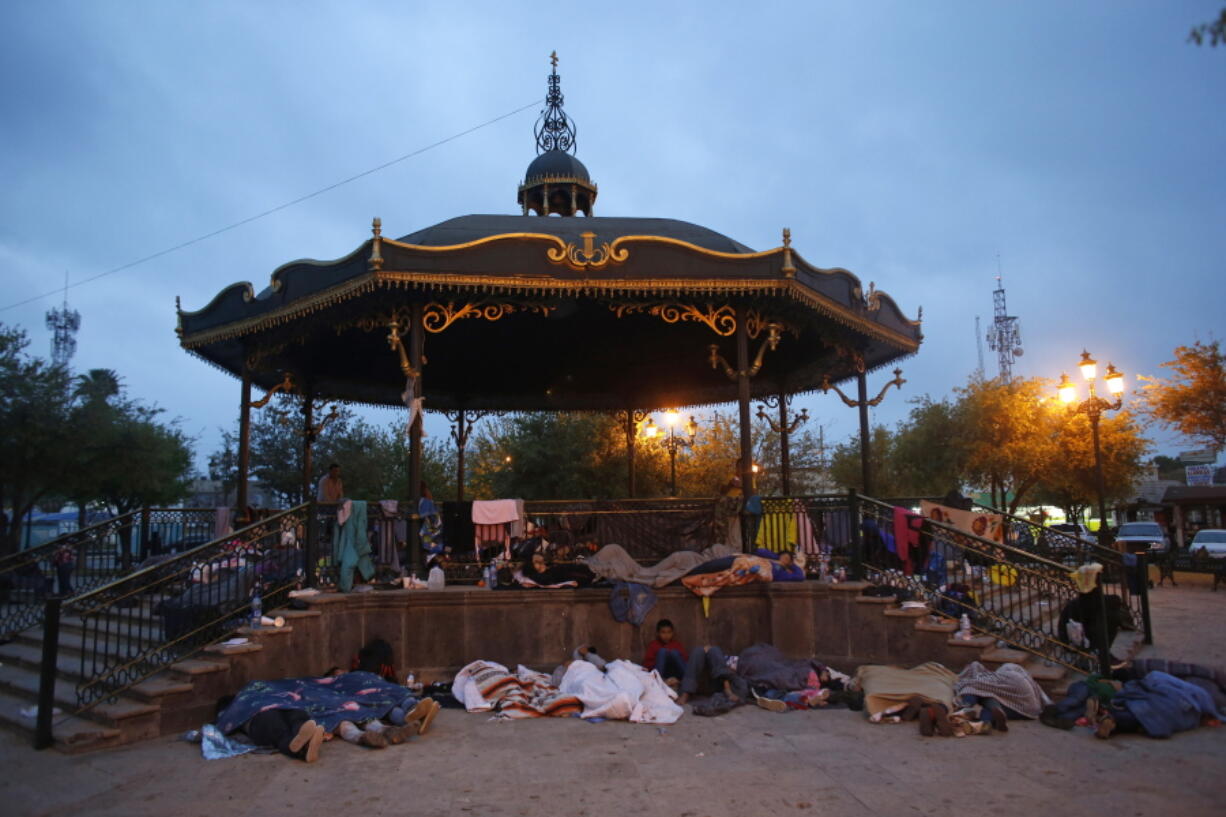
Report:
754,694,787,713
289,719,319,754
303,725,324,763
417,699,441,736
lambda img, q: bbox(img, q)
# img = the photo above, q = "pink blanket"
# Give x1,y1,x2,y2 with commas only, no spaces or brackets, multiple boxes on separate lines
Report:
472,499,521,525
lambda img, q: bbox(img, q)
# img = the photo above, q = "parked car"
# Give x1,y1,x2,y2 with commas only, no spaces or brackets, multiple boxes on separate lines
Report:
1114,521,1170,554
1046,523,1096,548
1189,529,1226,559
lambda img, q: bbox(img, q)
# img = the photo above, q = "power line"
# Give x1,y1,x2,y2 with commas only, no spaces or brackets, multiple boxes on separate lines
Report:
2,98,542,313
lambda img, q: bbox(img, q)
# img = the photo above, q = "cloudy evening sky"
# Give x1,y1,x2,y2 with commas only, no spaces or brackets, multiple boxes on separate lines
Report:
2,1,1223,470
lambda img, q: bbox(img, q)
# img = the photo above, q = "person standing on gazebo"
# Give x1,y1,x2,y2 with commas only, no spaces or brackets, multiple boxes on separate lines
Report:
317,463,345,502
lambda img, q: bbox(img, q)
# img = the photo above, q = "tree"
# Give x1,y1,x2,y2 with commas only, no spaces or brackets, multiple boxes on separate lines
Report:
827,425,901,496
1190,7,1226,46
1140,340,1226,453
0,325,74,554
1031,410,1151,520
209,402,455,507
889,396,970,497
957,377,1061,513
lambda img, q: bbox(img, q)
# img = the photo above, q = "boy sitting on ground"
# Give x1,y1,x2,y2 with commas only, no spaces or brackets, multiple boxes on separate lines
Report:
643,619,688,688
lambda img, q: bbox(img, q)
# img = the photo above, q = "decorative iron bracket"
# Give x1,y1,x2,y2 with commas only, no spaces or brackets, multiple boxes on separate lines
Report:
249,372,296,409
387,318,420,378
821,368,906,407
708,323,783,381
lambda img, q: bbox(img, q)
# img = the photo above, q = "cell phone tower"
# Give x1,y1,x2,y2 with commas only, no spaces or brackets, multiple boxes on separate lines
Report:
985,273,1023,383
45,272,80,368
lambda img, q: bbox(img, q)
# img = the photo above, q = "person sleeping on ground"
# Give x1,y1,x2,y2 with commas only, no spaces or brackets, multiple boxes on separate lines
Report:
517,550,597,588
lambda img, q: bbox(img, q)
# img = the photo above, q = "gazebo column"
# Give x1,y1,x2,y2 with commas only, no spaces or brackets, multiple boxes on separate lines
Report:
625,409,637,498
407,301,425,576
857,371,872,496
236,363,252,518
736,307,754,503
778,393,792,496
301,387,315,505
455,408,467,502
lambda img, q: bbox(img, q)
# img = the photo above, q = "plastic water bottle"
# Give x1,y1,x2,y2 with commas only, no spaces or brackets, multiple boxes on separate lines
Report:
250,589,263,629
427,564,445,591
485,562,497,590
959,613,971,640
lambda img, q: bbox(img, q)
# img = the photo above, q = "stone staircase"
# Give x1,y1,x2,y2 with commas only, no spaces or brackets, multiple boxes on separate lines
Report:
0,602,318,753
841,580,1145,697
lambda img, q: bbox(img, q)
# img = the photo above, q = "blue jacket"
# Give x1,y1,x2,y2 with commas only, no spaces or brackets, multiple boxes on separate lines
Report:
1114,671,1225,738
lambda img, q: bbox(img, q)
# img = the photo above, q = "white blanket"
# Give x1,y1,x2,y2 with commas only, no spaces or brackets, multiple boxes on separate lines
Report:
559,659,684,724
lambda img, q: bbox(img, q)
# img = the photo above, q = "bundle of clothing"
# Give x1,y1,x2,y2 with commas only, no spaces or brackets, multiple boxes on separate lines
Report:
557,659,684,724
453,659,683,723
453,661,583,718
681,554,774,598
737,644,854,711
582,543,734,588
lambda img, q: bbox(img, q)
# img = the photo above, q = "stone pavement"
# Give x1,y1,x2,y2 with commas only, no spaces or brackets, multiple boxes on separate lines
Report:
2,584,1224,817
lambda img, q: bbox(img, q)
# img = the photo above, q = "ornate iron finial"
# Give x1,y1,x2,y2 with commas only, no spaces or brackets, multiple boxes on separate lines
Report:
371,216,382,238
534,51,577,155
782,228,791,248
175,295,181,312
781,227,796,278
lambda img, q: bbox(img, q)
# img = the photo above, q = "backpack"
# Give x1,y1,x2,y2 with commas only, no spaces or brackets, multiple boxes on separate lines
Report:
608,580,656,627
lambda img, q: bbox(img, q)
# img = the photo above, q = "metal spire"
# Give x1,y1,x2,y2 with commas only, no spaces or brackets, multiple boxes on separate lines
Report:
534,51,577,155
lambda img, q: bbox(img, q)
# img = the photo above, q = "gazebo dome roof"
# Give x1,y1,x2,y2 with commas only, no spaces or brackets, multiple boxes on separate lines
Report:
398,214,753,255
524,149,591,185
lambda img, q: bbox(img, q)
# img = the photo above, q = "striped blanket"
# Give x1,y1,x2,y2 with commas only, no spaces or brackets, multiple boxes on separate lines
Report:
454,661,583,719
955,661,1050,719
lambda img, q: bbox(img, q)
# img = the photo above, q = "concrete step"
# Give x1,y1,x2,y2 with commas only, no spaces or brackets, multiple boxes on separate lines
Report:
947,634,995,649
1024,658,1067,683
882,605,930,618
979,646,1031,665
129,677,195,702
203,640,264,657
914,617,959,634
0,687,121,753
168,658,230,677
826,581,871,593
0,662,160,725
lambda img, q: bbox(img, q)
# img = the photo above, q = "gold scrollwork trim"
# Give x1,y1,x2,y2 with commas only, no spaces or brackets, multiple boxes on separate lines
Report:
545,231,630,272
423,301,514,333
611,302,737,337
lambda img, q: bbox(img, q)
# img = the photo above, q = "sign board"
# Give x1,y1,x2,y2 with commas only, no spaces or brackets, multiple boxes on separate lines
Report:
1180,449,1218,464
1186,465,1214,486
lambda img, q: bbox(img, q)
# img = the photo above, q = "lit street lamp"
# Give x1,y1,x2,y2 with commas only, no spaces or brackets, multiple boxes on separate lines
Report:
1057,350,1126,548
644,410,699,496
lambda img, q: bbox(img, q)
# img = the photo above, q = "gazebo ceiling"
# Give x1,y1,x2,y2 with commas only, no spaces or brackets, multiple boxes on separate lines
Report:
176,55,922,413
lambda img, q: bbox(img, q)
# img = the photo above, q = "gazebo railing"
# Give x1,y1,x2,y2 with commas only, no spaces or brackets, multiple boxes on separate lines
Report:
0,507,218,639
854,494,1115,673
34,505,311,748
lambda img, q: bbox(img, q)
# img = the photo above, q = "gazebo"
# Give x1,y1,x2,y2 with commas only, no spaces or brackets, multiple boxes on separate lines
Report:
177,56,923,571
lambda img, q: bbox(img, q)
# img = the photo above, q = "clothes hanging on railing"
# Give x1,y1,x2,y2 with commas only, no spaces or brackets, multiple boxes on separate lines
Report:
214,507,231,539
894,507,924,575
333,500,373,593
472,499,524,558
821,510,850,549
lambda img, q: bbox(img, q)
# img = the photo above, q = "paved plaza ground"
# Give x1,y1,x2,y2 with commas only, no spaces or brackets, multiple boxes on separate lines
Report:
2,582,1224,817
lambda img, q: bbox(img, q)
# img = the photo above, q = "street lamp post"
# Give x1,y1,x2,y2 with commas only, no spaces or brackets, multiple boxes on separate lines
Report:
644,410,699,496
756,394,809,495
1057,350,1126,548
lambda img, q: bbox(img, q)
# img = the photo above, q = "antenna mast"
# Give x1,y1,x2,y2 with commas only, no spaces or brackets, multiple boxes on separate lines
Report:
45,271,81,368
985,264,1023,383
975,316,985,379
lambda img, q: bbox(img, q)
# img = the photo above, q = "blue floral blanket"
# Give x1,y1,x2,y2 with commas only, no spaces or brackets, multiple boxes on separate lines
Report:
216,671,416,734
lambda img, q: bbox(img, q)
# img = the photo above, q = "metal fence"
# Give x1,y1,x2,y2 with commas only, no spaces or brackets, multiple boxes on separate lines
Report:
0,508,216,639
35,505,314,747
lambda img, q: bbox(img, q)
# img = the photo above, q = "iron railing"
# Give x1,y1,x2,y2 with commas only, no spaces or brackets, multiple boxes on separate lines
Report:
854,494,1112,673
35,504,318,748
0,508,217,639
973,501,1151,644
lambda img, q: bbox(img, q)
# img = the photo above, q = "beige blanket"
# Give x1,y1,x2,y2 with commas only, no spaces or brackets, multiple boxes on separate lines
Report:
853,662,957,715
582,543,734,588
